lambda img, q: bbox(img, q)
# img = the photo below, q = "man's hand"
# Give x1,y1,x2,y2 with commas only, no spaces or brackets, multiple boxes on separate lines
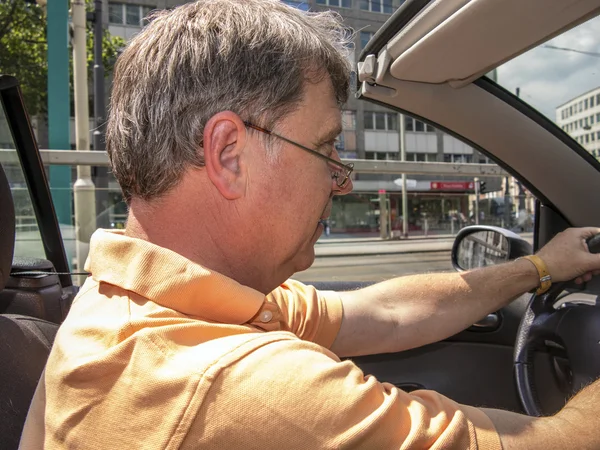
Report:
536,227,600,285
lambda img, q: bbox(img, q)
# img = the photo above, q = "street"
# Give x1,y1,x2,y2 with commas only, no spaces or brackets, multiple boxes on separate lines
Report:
293,232,533,282
293,236,456,282
293,251,453,282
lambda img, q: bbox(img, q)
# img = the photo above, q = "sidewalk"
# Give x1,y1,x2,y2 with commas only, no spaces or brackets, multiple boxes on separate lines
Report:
315,232,534,257
316,233,458,245
315,237,455,257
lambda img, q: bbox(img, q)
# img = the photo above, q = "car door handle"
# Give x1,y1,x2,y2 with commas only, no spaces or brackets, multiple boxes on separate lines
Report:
468,313,501,332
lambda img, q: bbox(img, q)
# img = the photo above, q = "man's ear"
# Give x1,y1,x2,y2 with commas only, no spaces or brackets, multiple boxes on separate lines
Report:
202,112,247,200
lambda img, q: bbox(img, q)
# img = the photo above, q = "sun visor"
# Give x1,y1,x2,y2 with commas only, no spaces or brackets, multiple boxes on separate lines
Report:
387,0,600,87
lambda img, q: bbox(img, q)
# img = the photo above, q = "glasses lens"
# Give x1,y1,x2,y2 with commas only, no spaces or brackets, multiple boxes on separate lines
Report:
330,164,349,188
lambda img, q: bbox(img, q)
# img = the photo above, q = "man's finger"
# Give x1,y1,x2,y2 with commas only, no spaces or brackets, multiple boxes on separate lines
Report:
579,227,600,240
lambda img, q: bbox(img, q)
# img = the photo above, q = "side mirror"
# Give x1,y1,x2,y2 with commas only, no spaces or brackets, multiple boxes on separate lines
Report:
451,226,533,271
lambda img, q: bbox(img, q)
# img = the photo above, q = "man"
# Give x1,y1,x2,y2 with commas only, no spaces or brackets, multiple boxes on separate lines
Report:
20,1,600,448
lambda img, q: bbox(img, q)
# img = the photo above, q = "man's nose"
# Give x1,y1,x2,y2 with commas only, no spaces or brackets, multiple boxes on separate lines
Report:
333,177,353,195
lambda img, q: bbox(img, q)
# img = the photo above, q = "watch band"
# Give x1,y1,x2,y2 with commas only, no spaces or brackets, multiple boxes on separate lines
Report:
519,255,552,295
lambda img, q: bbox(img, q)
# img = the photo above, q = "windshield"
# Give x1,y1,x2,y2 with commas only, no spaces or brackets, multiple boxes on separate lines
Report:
495,15,600,161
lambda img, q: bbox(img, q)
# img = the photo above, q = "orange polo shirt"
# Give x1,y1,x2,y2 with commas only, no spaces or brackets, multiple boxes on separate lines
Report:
20,230,501,449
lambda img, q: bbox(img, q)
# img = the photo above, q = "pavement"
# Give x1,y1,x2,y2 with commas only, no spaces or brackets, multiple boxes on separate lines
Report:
315,236,455,257
315,232,534,257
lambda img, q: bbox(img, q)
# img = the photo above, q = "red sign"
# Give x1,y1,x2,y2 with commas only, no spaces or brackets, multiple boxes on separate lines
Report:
430,181,474,190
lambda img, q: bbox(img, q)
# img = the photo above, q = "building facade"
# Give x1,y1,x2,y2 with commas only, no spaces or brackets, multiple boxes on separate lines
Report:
556,86,600,158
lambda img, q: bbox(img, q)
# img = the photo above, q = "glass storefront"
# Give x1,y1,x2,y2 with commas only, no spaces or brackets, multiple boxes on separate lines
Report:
329,191,534,238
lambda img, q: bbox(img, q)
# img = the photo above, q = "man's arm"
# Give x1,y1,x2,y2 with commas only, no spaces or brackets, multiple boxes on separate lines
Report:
483,380,600,449
330,227,600,357
330,258,538,357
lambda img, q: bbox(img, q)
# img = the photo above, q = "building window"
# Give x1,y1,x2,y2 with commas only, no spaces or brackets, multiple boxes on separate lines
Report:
364,112,399,131
109,3,123,24
388,114,398,131
586,134,590,144
364,113,373,130
403,117,434,132
597,94,600,105
570,105,573,116
365,151,396,160
109,3,154,26
406,153,437,162
360,31,375,49
443,154,473,163
360,0,399,14
126,4,140,25
316,0,352,7
591,96,595,108
597,113,600,123
374,112,386,130
585,98,589,109
342,111,356,130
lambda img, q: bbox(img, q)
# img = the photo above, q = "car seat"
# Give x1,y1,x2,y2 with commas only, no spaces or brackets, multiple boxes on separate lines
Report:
0,162,59,450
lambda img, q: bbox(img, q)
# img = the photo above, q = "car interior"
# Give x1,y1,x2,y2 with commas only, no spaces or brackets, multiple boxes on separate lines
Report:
0,76,79,450
2,0,600,447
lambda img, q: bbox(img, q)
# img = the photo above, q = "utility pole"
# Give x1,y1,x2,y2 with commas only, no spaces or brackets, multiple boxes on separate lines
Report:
72,0,97,277
503,176,511,229
474,177,479,225
47,0,71,228
92,0,110,228
379,189,389,239
399,113,408,238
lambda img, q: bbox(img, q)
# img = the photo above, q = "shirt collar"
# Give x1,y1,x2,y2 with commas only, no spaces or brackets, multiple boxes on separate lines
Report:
84,229,266,324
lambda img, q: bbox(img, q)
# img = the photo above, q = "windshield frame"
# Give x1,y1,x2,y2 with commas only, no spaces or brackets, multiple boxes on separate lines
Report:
0,75,72,287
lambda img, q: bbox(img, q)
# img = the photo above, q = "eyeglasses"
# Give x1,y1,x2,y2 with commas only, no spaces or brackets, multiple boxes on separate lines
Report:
244,122,354,189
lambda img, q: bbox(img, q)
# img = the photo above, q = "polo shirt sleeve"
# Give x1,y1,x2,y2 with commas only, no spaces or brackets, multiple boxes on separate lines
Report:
266,279,343,348
181,336,502,450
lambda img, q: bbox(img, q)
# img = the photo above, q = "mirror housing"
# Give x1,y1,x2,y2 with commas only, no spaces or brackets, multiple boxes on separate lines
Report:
451,226,533,271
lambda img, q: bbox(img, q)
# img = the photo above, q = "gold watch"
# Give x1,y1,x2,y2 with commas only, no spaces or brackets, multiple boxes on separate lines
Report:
518,255,552,295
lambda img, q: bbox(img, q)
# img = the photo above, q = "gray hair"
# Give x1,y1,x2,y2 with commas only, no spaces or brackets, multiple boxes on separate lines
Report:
106,0,353,202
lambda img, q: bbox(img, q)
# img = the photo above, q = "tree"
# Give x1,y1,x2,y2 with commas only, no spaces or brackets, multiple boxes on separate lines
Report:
0,0,125,116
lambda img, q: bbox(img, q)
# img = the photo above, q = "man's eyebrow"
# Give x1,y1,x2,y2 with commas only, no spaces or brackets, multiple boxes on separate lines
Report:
316,125,343,145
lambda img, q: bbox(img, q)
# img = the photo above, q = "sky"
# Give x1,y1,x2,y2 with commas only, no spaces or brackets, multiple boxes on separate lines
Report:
497,15,600,121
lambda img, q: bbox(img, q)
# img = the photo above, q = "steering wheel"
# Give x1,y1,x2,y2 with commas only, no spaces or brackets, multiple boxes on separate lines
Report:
514,234,600,416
